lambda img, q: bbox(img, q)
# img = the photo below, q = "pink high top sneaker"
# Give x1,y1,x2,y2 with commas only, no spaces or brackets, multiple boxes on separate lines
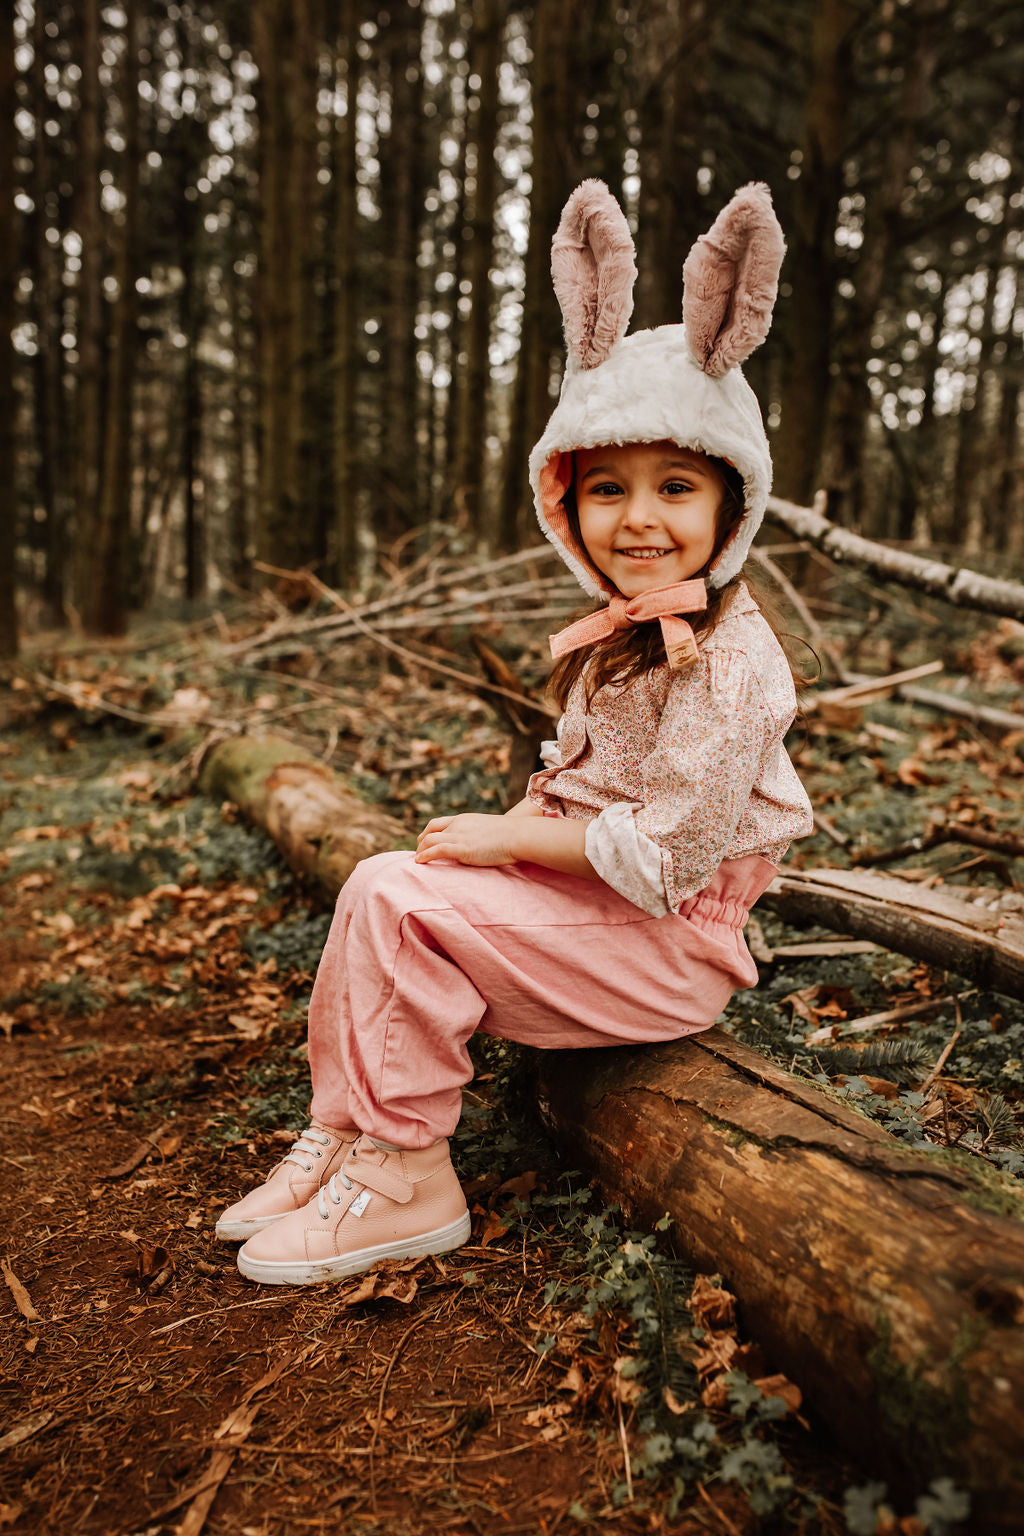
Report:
215,1122,358,1241
236,1135,472,1285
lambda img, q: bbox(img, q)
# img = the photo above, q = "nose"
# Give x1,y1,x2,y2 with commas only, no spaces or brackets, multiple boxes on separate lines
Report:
620,490,659,530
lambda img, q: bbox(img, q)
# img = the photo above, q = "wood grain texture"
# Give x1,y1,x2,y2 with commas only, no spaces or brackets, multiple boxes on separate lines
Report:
539,1027,1024,1527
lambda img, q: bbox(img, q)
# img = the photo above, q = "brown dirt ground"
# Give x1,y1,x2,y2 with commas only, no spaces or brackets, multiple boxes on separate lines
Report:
0,740,849,1536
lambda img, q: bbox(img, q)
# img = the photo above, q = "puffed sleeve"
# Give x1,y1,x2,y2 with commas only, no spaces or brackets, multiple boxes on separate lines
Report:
584,650,786,915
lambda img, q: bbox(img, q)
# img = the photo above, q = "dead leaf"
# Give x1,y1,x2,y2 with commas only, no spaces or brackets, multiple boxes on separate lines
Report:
753,1373,802,1414
496,1169,539,1202
24,1338,39,1355
661,1385,694,1415
479,1211,510,1249
337,1259,423,1308
523,1402,572,1434
2,1259,40,1322
611,1357,644,1405
228,1013,268,1040
556,1363,584,1396
0,1505,24,1527
858,1075,900,1101
134,1246,175,1291
184,1210,204,1231
689,1273,736,1332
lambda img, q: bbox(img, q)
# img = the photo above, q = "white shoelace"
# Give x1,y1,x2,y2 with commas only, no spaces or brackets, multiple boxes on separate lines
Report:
283,1127,331,1175
317,1168,354,1218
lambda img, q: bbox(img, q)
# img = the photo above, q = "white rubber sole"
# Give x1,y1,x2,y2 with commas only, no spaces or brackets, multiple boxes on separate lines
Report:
214,1211,289,1243
236,1209,473,1286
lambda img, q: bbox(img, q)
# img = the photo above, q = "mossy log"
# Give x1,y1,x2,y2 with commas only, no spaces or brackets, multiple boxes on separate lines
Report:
538,1029,1024,1529
200,752,1024,1517
199,734,406,898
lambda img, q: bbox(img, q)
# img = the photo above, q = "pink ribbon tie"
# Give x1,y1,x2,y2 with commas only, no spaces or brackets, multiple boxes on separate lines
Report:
549,578,707,670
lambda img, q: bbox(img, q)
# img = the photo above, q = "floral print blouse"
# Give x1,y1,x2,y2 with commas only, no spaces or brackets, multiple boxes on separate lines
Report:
526,583,814,915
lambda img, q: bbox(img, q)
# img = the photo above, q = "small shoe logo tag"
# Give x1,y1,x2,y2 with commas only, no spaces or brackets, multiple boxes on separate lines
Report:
350,1190,371,1218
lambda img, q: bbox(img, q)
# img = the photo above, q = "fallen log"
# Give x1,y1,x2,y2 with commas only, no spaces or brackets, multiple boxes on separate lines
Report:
538,1029,1024,1527
760,867,1024,999
764,494,1024,622
201,758,1024,1516
198,734,406,897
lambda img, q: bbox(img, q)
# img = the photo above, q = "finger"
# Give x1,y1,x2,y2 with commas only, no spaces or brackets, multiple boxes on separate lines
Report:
415,843,460,865
419,815,454,839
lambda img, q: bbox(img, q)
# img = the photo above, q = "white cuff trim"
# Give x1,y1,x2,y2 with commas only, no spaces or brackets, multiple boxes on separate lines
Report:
584,802,672,917
539,738,563,769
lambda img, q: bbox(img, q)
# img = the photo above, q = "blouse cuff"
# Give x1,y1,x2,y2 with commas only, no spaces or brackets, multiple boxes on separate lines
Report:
584,802,672,917
539,738,562,769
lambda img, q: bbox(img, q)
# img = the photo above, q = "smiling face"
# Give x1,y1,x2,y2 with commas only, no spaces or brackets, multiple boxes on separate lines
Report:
573,441,727,598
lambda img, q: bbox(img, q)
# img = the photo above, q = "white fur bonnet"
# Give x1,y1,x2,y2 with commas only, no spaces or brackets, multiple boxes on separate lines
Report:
529,180,785,598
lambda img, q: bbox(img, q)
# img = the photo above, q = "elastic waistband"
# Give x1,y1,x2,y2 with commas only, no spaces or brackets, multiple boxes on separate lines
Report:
678,854,778,927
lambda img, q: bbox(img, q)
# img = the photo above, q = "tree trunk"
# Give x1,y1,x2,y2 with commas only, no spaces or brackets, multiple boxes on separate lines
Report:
0,0,16,656
198,735,405,897
252,0,321,573
73,0,105,622
820,5,939,533
84,0,140,635
176,20,206,603
537,1028,1024,1526
451,0,502,541
30,0,64,624
332,0,360,581
376,0,425,543
497,0,578,550
633,0,705,332
771,0,858,506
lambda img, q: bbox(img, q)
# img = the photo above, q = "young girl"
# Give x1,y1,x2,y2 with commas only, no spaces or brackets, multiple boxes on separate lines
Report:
217,180,813,1285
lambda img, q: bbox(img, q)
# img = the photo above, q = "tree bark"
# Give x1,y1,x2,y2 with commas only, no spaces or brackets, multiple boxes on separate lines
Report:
497,0,578,550
30,0,65,624
820,3,940,532
760,866,1024,999
252,0,321,573
771,0,858,506
73,0,105,623
198,735,406,898
83,0,140,635
764,493,1024,621
537,1028,1024,1525
332,0,360,582
633,0,705,332
0,0,16,656
451,0,502,540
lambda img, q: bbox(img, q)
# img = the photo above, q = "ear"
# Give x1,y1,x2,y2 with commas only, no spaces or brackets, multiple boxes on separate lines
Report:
552,180,637,371
682,183,785,379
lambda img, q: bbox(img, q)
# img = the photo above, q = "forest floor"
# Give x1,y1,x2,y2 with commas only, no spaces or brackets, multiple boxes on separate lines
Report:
2,558,1024,1536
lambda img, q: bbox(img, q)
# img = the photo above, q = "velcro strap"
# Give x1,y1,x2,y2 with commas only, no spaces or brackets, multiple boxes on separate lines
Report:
348,1157,414,1205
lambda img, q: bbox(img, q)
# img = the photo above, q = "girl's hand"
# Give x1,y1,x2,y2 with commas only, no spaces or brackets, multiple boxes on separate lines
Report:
415,813,517,867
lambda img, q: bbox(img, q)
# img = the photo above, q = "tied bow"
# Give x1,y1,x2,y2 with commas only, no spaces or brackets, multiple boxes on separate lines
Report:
549,579,707,670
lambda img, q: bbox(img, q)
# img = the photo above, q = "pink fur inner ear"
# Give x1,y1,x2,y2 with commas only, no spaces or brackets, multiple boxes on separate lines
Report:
682,183,785,379
552,180,637,371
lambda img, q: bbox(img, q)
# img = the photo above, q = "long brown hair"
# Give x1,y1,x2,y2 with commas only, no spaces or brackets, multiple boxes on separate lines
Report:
549,455,755,711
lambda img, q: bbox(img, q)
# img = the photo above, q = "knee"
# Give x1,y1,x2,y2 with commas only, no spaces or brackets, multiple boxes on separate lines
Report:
339,849,414,906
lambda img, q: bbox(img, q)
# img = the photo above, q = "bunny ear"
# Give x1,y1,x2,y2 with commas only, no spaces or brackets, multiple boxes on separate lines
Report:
682,183,785,379
551,180,637,370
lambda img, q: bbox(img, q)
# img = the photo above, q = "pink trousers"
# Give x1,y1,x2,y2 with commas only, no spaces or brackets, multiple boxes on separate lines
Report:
307,851,776,1148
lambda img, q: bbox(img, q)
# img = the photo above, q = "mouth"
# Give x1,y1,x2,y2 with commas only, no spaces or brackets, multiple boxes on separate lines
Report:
616,548,672,561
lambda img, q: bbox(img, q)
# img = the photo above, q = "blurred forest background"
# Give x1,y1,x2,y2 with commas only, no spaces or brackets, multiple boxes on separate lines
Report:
0,0,1022,654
